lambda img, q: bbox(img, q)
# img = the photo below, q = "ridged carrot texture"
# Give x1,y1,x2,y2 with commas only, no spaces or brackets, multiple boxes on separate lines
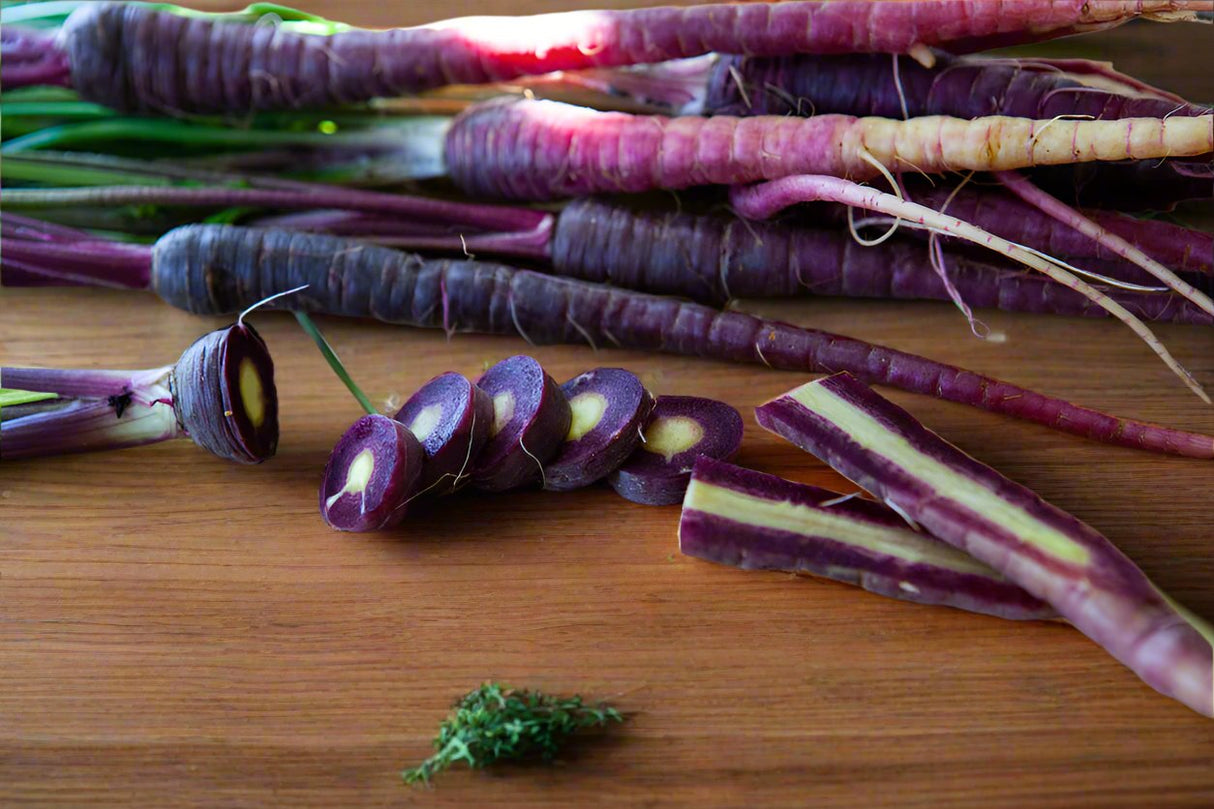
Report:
444,99,1214,200
45,1,1212,115
679,457,1057,621
6,220,1213,458
142,226,1214,459
755,372,1214,717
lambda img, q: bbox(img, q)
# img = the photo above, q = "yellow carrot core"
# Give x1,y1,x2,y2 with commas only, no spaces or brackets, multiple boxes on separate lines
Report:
566,392,608,441
325,449,375,510
409,403,444,442
492,392,515,436
238,358,265,428
641,416,703,462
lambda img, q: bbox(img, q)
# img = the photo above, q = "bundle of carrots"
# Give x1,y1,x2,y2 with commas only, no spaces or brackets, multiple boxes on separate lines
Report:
2,0,1211,718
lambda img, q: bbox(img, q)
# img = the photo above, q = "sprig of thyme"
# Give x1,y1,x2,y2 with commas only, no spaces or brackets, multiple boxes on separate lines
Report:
403,682,624,785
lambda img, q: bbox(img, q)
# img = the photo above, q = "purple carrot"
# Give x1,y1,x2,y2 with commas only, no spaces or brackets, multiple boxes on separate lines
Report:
0,25,71,89
728,175,1209,400
2,323,278,463
1086,210,1213,275
755,372,1214,717
8,223,1214,458
394,371,494,496
701,51,1212,120
320,413,424,532
680,457,1057,621
1030,159,1213,212
548,199,1211,325
607,395,743,506
545,368,655,492
45,1,1207,115
472,355,572,492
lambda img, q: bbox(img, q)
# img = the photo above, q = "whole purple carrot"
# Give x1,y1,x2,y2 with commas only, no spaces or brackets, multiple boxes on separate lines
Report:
32,1,1209,115
10,220,1210,458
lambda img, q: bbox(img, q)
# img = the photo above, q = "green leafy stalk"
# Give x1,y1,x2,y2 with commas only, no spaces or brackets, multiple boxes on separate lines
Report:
403,683,624,785
291,311,376,416
0,388,58,408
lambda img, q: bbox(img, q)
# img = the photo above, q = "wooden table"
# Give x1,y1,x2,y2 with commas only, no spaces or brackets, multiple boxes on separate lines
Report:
2,3,1212,807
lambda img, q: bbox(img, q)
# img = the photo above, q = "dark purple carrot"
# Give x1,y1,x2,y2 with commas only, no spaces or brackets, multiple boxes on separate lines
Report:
2,322,277,463
1085,210,1213,276
755,372,1214,717
680,457,1057,621
701,51,1212,120
548,199,1211,325
608,396,744,506
727,175,1208,399
320,413,424,532
40,1,1205,115
472,355,572,492
394,371,494,496
544,368,655,493
1030,159,1213,212
8,223,1214,458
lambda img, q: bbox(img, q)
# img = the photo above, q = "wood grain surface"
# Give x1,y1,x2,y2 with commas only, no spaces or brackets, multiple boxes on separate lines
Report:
2,3,1213,807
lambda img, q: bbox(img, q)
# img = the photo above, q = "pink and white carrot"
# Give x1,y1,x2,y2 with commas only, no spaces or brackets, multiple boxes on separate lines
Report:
755,372,1214,717
35,1,1210,115
680,457,1057,621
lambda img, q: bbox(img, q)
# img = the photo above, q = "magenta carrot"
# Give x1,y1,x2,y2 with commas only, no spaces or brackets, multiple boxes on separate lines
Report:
41,1,1210,114
444,99,1214,201
2,323,277,463
680,457,1057,621
755,372,1214,717
9,222,1214,458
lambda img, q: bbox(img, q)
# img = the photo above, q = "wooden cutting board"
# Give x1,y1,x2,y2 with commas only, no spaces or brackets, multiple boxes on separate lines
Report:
2,4,1212,807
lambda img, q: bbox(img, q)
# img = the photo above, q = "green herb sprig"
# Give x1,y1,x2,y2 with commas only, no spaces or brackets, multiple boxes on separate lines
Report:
403,682,625,785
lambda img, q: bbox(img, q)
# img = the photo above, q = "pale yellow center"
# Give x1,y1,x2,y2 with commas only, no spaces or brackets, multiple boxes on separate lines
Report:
683,479,1001,577
409,403,444,442
788,382,1091,565
566,392,608,441
324,449,375,510
641,416,703,463
492,391,515,436
238,358,265,428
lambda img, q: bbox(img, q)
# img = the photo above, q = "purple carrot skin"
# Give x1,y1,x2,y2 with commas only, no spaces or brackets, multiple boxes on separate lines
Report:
472,356,572,492
608,396,743,506
1031,158,1213,212
701,51,1213,120
52,2,1210,116
755,373,1214,716
549,199,1212,325
238,199,1212,321
727,175,1210,400
1086,210,1214,276
394,371,494,496
994,170,1213,317
320,414,424,532
544,368,655,492
680,457,1057,621
14,223,1214,458
1,323,277,463
1,26,71,89
444,99,1214,201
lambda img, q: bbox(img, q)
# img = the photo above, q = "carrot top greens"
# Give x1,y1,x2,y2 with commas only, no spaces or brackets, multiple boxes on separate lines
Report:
403,683,624,785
